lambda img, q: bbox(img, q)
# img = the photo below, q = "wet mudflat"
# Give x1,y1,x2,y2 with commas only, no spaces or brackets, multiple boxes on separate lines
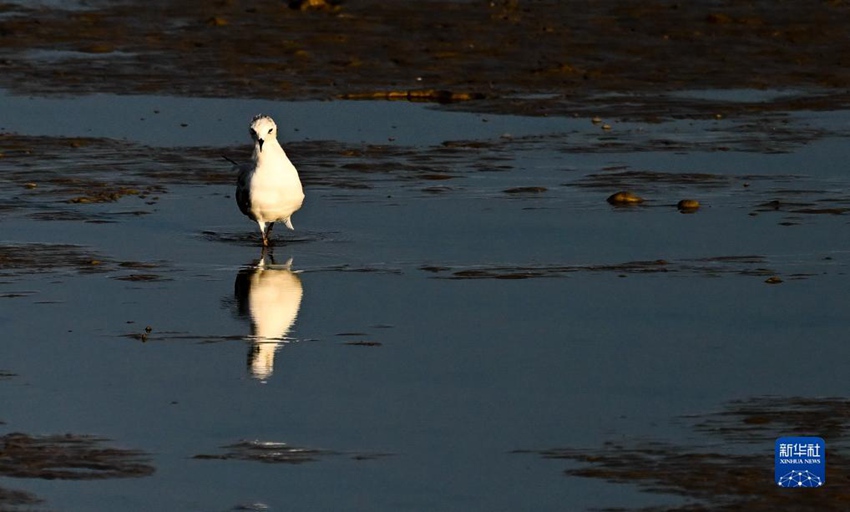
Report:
2,92,850,512
2,0,850,116
3,1,850,511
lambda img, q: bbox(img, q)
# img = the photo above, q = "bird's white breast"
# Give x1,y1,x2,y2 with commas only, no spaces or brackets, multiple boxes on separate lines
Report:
247,150,304,223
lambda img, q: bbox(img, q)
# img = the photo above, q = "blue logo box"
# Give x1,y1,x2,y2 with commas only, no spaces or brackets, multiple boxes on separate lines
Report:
775,437,825,488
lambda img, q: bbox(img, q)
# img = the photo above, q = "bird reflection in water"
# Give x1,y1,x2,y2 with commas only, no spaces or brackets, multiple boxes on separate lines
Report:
234,251,303,381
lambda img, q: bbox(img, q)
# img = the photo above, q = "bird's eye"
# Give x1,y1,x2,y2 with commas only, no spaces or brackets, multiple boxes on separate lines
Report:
267,128,273,134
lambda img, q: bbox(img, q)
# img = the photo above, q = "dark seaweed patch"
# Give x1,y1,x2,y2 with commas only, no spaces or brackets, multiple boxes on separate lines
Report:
572,170,735,190
0,244,171,286
194,440,392,465
193,441,336,465
519,396,850,511
504,186,548,194
0,433,154,480
0,485,42,511
112,274,170,282
692,397,850,442
752,196,850,218
422,256,781,280
0,244,110,276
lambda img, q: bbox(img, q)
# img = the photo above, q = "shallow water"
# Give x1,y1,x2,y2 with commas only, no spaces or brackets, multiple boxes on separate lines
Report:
2,89,850,511
0,90,581,147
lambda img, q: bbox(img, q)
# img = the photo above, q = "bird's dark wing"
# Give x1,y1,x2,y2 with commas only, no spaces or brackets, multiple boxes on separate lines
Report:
235,164,255,219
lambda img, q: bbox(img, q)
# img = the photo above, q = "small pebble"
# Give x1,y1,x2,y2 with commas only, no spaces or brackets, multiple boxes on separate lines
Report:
677,199,700,211
765,276,783,284
607,191,644,205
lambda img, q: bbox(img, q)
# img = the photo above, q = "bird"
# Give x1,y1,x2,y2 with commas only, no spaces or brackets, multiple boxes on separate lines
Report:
233,114,304,247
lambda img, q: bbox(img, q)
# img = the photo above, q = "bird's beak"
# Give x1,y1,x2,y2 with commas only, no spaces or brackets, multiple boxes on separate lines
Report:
258,138,264,152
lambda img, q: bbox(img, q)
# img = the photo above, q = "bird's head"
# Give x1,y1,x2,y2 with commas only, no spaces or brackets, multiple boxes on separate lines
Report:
249,114,277,152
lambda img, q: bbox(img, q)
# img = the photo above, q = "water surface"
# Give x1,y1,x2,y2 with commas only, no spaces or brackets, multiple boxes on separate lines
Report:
2,90,850,511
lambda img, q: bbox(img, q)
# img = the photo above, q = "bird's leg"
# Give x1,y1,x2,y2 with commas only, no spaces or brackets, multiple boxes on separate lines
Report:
263,222,276,247
258,221,269,247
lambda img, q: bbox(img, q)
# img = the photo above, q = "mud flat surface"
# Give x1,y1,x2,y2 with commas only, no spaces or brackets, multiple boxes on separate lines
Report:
2,0,850,117
2,1,850,511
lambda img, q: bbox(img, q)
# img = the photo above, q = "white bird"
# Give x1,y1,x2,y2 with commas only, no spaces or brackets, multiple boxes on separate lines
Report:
234,115,304,247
